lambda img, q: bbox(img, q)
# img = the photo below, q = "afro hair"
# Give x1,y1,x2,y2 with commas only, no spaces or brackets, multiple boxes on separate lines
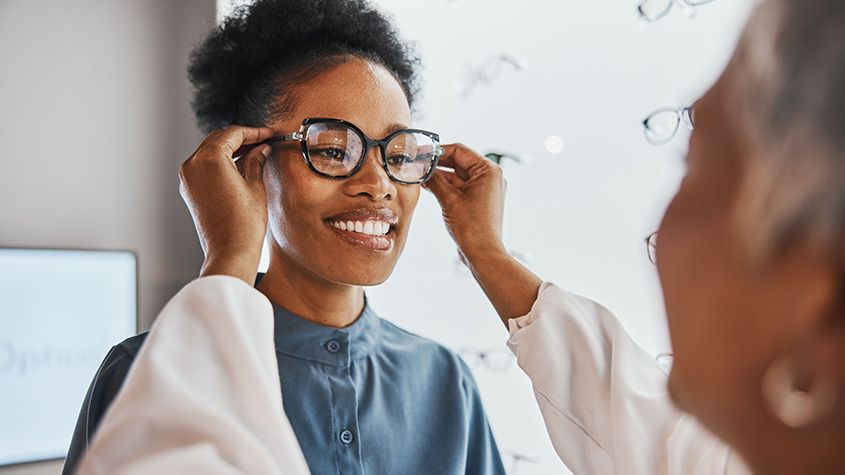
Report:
188,0,421,133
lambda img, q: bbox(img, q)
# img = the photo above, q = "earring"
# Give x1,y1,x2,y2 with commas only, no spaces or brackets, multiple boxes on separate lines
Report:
761,357,837,429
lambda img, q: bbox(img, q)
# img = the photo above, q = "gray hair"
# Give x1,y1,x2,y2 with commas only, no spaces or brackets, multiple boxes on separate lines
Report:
731,0,845,256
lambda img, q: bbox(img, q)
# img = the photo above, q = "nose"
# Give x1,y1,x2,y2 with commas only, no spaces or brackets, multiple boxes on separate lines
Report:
342,146,397,201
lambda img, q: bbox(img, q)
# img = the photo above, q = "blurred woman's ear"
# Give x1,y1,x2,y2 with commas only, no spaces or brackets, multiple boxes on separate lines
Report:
811,281,845,425
759,240,845,429
761,330,843,430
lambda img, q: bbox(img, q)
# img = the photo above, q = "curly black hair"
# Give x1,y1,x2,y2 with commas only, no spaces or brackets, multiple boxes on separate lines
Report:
188,0,421,134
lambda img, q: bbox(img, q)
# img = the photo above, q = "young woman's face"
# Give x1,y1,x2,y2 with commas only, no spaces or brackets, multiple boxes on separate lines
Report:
263,58,419,286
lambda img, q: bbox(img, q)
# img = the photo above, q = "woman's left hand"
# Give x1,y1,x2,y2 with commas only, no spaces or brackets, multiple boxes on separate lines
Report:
424,143,542,323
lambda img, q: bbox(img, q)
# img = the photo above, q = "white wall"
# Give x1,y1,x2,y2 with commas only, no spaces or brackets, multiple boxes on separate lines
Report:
0,1,214,473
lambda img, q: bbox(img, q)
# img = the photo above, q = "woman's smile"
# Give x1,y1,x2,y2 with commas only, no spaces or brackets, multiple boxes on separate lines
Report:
324,207,399,252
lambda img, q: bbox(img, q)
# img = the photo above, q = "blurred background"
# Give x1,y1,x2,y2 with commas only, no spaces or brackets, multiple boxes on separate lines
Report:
0,0,752,473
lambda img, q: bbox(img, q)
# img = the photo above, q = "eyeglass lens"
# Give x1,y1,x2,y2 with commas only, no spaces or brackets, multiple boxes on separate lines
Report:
304,121,438,183
384,131,440,182
643,109,683,145
304,123,363,175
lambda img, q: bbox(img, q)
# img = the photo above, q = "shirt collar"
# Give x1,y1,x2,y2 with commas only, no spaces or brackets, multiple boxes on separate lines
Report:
271,295,382,366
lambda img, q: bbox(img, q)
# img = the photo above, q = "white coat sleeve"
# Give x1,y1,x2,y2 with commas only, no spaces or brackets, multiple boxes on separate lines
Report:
76,276,311,475
506,282,749,475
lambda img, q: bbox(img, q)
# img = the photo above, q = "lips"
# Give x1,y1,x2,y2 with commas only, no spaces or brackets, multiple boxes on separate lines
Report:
324,208,399,252
326,208,398,224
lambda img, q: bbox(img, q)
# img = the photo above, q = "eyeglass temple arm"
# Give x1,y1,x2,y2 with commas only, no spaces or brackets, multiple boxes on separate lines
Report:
264,132,303,144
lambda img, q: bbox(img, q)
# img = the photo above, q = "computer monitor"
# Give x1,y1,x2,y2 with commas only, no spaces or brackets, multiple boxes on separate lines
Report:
0,248,137,467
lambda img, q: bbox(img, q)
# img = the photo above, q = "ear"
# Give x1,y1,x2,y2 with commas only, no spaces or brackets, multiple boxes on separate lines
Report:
805,240,845,405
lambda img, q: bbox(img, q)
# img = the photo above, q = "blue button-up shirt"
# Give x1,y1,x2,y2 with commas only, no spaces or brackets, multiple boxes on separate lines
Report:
273,300,507,475
64,292,506,475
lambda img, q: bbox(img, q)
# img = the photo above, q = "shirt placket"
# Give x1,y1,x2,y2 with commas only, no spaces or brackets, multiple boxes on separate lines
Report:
324,330,364,474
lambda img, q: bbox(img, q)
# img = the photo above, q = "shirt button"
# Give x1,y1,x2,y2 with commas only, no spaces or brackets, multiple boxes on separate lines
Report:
326,340,341,353
339,429,354,445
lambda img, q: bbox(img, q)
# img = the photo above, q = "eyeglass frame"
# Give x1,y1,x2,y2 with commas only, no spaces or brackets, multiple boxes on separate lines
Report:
501,449,540,475
645,231,658,265
484,151,529,166
636,0,718,24
264,117,445,185
642,104,696,146
458,347,515,371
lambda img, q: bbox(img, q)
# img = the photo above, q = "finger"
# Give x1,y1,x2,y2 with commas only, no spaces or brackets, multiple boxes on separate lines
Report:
437,144,489,181
232,142,263,160
242,144,271,184
438,168,466,189
422,169,458,202
235,154,247,176
430,167,466,189
201,126,277,160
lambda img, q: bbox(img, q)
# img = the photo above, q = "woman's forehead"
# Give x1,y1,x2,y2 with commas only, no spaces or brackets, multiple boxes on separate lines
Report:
277,59,412,137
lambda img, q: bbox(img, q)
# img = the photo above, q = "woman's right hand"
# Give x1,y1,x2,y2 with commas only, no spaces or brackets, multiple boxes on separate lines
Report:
423,143,509,261
178,126,276,284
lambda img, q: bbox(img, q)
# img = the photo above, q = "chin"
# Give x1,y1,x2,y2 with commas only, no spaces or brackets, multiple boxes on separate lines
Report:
354,275,390,287
335,274,391,287
323,265,395,287
328,247,404,287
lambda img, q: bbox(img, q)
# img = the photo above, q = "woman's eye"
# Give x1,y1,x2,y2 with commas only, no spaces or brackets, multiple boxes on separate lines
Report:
313,147,347,162
387,153,412,166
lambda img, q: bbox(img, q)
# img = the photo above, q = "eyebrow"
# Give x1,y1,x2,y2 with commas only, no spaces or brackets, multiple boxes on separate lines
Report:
384,122,411,135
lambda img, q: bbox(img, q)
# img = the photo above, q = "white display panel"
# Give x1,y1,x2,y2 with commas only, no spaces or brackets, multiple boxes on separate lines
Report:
0,248,137,467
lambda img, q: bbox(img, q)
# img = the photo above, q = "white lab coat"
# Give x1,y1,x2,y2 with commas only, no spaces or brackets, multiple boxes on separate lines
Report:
77,277,749,474
506,283,749,474
76,276,310,475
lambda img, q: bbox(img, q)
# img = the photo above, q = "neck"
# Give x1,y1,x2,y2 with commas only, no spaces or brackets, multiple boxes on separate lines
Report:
256,248,364,328
739,410,845,475
750,436,845,475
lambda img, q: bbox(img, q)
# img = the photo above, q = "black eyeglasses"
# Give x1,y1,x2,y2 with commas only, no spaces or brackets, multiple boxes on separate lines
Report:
265,118,444,185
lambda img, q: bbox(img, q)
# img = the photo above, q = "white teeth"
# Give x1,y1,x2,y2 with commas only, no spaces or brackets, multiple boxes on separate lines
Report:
329,220,392,236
